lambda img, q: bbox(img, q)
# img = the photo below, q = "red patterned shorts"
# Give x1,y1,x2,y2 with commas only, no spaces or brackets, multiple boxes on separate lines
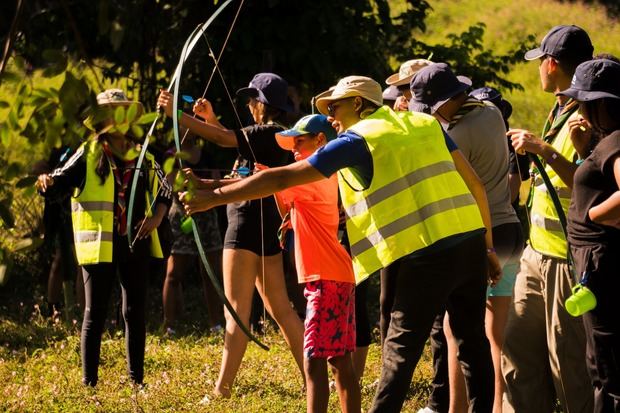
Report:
303,280,356,359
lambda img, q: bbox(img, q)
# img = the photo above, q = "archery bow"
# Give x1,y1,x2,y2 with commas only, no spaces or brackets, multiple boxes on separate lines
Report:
169,0,269,350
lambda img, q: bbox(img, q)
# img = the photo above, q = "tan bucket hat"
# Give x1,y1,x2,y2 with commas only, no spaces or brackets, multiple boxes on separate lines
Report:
385,59,434,87
315,76,383,116
96,88,144,117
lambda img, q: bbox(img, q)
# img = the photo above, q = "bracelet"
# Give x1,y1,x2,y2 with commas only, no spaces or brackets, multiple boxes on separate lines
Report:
177,109,183,119
486,247,496,254
576,158,585,166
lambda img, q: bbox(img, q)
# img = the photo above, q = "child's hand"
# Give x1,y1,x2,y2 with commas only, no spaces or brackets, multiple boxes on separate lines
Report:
36,174,54,192
193,98,216,122
157,89,174,117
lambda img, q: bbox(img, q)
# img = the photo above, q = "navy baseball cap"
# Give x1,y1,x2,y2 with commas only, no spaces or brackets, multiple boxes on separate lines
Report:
470,86,513,120
382,85,401,102
236,72,293,112
275,114,337,150
557,59,620,101
409,63,472,114
524,25,593,62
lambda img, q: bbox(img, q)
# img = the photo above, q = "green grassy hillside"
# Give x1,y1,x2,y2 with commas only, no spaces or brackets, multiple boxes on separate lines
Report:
414,0,620,132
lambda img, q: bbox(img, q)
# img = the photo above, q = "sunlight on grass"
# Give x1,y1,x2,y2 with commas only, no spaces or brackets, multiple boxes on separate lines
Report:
0,314,433,412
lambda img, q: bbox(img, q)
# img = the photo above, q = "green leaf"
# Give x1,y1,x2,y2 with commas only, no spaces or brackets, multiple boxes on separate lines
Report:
163,157,176,175
126,103,138,123
16,176,37,188
130,124,144,138
136,112,158,125
0,261,12,287
173,171,186,191
41,50,68,78
114,106,125,124
116,123,129,134
0,200,15,228
10,237,44,253
7,109,20,130
0,124,10,146
22,186,36,198
5,162,22,180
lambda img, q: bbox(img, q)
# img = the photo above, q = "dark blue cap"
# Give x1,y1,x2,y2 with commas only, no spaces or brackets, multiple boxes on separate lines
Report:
409,63,472,114
236,73,292,112
558,59,620,101
470,86,513,121
525,25,593,63
382,85,401,103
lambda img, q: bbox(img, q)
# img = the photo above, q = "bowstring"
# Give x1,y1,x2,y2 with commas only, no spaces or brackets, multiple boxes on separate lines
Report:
199,8,269,331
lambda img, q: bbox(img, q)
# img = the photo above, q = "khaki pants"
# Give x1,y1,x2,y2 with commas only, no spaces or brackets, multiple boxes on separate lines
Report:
501,245,592,412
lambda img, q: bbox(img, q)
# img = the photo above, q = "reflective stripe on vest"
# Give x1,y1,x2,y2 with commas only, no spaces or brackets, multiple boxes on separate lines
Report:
71,140,164,265
349,193,477,257
529,111,578,259
346,160,456,218
340,106,484,282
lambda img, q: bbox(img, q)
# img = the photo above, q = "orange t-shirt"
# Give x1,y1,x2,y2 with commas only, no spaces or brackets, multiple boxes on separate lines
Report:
279,174,355,284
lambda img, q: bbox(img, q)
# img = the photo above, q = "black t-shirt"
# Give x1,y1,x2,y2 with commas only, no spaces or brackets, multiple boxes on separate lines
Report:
223,123,293,255
232,123,292,172
568,130,620,247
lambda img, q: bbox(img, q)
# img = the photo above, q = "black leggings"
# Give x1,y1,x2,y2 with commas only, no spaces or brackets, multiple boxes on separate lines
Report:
81,236,149,386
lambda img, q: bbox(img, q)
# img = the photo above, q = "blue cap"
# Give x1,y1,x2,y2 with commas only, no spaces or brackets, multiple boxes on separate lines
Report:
524,25,593,62
409,63,472,114
470,86,513,121
275,114,337,150
558,59,620,101
236,72,293,112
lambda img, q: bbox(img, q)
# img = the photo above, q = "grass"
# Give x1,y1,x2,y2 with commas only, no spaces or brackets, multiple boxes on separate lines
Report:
0,272,433,412
414,0,620,132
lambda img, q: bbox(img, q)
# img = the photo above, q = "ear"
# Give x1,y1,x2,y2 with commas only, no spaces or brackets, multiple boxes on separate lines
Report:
547,57,559,74
316,132,327,146
353,96,363,111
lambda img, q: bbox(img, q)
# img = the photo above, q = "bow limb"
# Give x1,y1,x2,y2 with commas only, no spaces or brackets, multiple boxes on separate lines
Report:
529,153,578,282
127,1,233,250
171,0,269,350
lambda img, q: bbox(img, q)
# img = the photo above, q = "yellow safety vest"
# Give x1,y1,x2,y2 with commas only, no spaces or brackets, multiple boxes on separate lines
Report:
71,140,164,265
529,111,579,259
339,106,485,283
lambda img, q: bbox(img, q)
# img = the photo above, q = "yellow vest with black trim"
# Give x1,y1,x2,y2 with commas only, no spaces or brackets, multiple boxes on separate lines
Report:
339,106,485,283
71,140,164,265
529,111,579,259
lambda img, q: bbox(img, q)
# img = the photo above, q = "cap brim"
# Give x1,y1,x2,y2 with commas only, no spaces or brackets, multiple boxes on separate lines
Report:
236,87,259,99
557,87,620,101
385,73,413,87
274,132,299,150
414,77,471,114
525,47,545,61
315,90,362,116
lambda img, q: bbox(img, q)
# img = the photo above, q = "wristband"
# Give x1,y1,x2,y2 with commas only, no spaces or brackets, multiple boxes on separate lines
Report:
576,158,585,166
177,109,183,119
486,247,496,254
545,151,559,165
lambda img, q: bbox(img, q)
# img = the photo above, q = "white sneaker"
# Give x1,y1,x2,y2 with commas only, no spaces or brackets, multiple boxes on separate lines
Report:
417,408,439,413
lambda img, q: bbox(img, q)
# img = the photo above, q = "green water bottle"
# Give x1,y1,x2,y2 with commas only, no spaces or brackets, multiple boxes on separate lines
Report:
565,283,597,317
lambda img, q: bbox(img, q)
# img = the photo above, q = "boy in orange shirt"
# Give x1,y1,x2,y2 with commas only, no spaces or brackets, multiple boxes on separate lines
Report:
272,114,360,413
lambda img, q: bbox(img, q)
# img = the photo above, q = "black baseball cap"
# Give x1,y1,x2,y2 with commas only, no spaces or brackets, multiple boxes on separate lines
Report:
524,25,593,62
409,63,472,114
557,59,620,101
236,72,293,112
